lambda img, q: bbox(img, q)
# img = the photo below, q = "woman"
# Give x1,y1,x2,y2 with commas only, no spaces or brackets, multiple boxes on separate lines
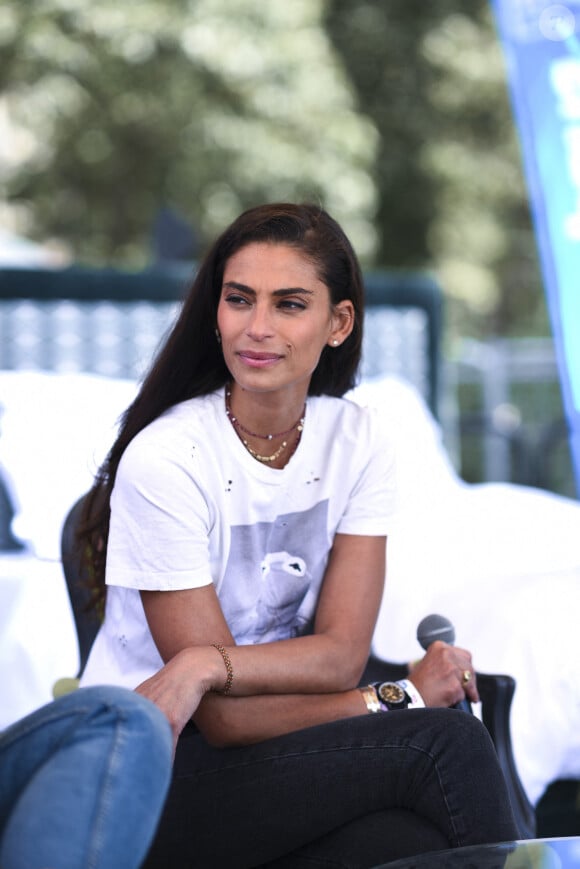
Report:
80,203,518,867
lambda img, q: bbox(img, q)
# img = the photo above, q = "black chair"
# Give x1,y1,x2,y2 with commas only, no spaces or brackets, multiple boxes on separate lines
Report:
61,494,536,839
361,655,535,839
60,494,102,679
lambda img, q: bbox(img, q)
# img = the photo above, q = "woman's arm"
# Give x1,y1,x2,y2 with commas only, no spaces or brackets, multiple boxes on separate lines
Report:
136,648,370,749
138,529,479,748
139,533,385,744
136,638,479,749
143,533,386,693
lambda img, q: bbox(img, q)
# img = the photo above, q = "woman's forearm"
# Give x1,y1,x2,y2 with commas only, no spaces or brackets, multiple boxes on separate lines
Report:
209,634,369,697
194,687,370,747
135,642,371,748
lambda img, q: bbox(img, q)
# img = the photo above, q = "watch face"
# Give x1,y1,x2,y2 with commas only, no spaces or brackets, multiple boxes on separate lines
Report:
377,682,406,705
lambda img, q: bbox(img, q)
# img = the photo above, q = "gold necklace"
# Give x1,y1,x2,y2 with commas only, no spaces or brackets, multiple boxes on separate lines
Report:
241,436,293,464
225,387,306,464
225,388,305,441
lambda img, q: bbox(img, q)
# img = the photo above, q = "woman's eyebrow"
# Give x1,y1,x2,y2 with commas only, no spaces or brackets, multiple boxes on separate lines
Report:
222,281,314,297
273,287,314,298
223,280,253,293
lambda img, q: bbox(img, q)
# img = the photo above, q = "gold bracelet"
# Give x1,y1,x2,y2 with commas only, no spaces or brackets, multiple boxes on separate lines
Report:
360,685,381,714
211,643,234,695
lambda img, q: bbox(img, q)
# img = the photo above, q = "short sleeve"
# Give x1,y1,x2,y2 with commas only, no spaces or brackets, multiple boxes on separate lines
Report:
106,433,215,592
336,408,398,536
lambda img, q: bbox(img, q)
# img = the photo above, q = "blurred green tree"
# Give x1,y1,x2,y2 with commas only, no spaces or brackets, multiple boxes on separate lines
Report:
0,0,377,265
1,0,548,337
325,0,548,339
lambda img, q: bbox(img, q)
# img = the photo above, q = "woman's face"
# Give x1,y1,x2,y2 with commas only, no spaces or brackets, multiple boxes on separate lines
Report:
216,242,353,400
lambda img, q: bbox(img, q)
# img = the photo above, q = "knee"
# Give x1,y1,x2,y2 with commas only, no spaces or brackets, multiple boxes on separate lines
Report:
73,686,173,762
426,709,501,770
434,707,492,742
449,709,494,750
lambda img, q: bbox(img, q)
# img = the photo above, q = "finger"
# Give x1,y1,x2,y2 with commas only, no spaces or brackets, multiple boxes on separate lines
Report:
458,665,474,692
460,666,473,686
466,679,479,703
460,669,479,703
453,647,476,671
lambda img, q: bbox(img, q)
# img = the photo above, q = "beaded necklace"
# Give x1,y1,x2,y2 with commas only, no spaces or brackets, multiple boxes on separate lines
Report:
225,386,306,464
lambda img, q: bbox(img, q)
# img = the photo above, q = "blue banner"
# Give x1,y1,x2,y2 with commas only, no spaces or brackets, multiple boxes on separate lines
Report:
491,0,580,496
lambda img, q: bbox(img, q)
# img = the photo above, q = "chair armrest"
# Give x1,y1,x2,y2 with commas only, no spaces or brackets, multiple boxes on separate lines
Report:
477,671,536,839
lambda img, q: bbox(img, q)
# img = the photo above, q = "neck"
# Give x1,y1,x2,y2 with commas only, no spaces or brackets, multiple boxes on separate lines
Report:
225,383,307,468
226,383,307,436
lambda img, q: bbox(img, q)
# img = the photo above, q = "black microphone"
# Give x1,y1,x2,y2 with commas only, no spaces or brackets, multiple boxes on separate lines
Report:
416,614,472,713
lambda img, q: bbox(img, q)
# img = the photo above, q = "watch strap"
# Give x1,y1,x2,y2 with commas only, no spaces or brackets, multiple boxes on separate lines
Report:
396,679,425,709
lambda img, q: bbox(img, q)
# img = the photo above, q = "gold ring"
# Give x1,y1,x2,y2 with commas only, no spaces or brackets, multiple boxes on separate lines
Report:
462,670,472,685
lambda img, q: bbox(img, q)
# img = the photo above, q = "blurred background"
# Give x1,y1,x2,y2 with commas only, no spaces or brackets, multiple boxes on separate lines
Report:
0,0,573,497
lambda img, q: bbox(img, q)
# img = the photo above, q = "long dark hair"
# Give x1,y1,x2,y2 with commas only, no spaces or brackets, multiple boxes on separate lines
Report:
80,202,365,604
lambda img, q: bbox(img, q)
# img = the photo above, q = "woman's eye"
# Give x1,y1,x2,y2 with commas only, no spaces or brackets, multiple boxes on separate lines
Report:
278,299,306,311
225,294,250,306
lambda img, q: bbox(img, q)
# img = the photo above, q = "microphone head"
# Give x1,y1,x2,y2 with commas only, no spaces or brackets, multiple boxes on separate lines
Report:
417,614,455,650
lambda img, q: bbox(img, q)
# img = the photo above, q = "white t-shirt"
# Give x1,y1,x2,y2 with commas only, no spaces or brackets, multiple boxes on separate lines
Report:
81,388,398,689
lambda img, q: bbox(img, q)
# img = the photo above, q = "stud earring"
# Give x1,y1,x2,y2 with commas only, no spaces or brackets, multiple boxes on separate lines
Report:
332,339,339,347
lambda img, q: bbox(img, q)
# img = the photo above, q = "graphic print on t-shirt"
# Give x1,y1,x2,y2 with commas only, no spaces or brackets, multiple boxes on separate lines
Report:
220,500,330,644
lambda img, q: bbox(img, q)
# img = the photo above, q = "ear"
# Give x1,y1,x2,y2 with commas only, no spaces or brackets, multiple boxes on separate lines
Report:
328,300,355,348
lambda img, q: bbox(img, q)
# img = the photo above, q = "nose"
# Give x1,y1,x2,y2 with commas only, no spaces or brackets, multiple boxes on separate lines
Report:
245,302,274,341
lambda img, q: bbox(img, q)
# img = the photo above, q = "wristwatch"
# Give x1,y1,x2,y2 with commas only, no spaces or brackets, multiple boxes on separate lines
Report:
374,681,409,710
373,679,425,711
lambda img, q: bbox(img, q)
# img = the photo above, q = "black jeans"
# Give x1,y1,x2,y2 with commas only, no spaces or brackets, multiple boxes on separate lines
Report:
144,709,518,869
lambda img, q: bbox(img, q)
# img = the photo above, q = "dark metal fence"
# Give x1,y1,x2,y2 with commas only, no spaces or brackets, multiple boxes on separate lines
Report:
0,266,442,414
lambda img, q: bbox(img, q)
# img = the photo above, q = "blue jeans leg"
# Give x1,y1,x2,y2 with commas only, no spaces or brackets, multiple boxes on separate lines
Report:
145,708,518,869
0,685,172,869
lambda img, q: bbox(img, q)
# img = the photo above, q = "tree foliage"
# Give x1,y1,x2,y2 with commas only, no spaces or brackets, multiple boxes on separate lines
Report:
1,0,377,264
325,0,547,339
1,0,547,337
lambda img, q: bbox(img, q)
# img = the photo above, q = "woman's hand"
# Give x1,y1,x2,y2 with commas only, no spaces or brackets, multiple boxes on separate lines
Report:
408,641,479,708
135,646,223,753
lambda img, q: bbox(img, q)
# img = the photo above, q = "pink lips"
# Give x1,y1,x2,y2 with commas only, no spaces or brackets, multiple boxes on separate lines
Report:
237,351,282,368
